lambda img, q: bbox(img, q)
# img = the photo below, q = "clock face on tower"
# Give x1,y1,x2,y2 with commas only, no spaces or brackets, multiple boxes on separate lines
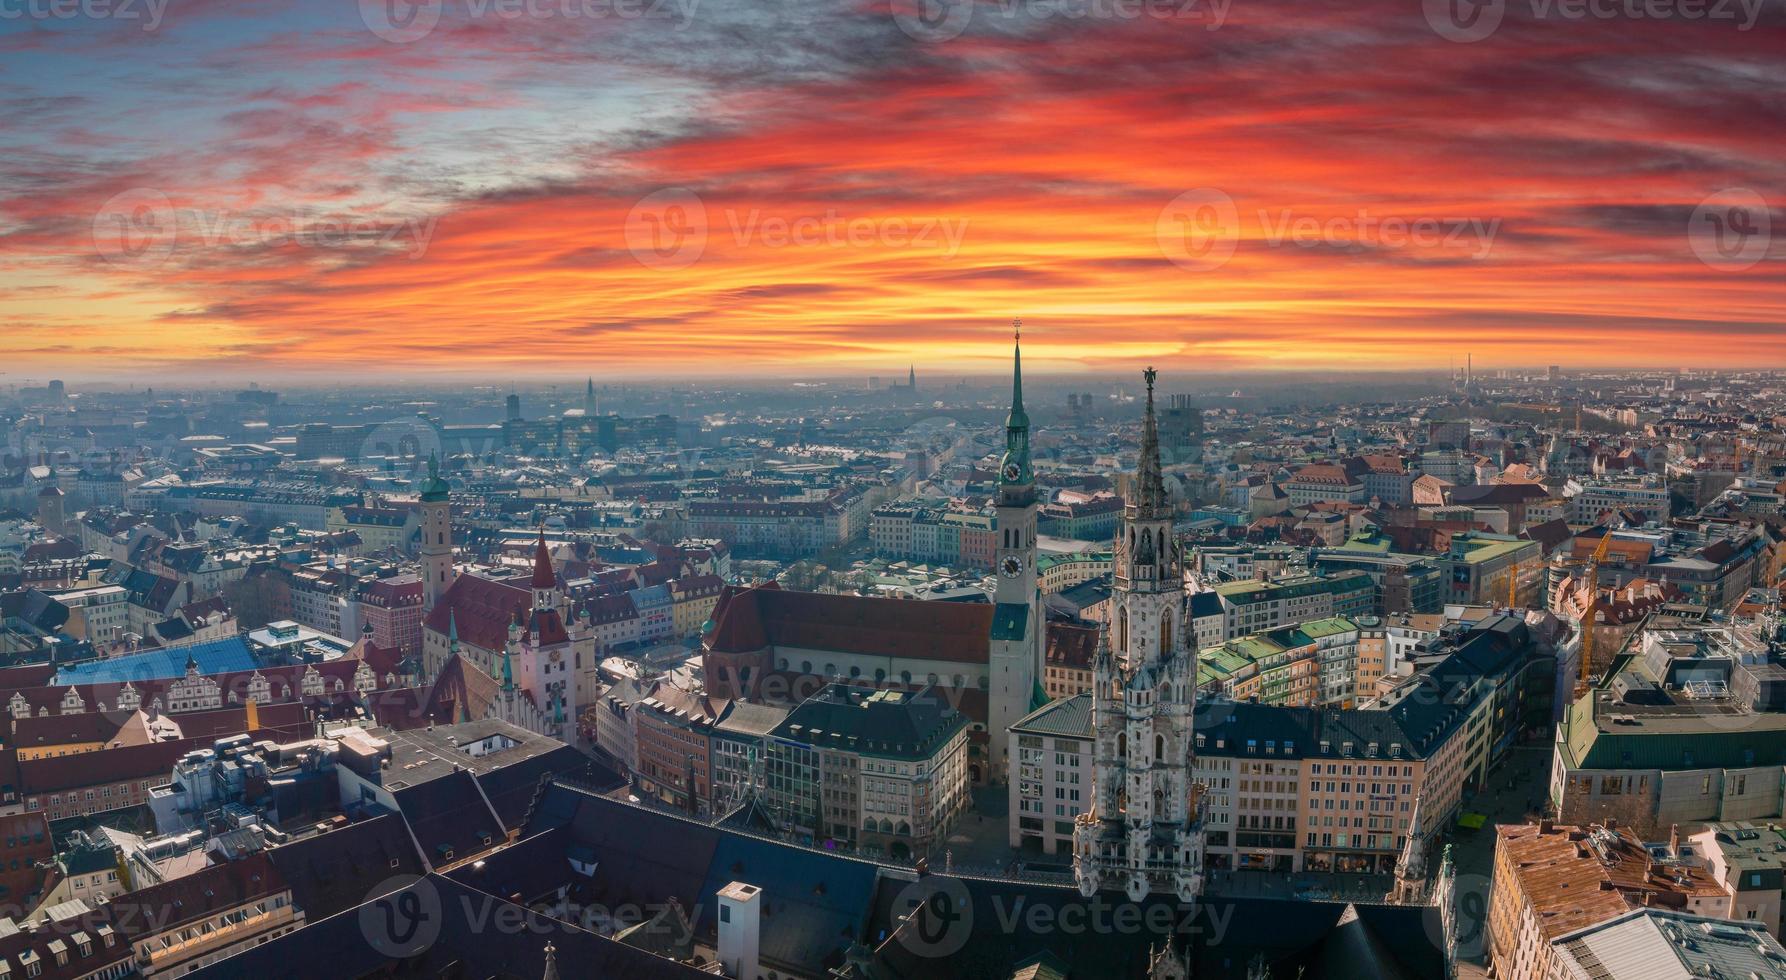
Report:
1001,555,1023,578
1002,461,1023,482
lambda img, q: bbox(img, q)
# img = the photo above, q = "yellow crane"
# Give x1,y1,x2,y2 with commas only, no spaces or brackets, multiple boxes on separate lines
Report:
1578,532,1613,689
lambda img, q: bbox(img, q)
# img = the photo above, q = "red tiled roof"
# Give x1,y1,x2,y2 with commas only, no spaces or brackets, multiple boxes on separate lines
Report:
707,584,992,665
422,573,531,652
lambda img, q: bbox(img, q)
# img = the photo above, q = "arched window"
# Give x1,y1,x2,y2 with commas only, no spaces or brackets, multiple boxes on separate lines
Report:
1160,611,1173,657
1118,732,1127,758
1117,607,1128,654
1155,734,1165,761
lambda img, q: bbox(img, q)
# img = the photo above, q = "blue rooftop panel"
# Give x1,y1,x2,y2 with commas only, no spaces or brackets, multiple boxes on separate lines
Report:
54,637,257,686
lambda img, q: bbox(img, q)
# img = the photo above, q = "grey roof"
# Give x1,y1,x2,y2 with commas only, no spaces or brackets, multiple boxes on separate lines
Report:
1011,693,1092,739
1552,908,1786,979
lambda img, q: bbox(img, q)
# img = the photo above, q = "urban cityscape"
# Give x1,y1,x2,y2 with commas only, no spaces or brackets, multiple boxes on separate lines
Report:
4,0,1784,979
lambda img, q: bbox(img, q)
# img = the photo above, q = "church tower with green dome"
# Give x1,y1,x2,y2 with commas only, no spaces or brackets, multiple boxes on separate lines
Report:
988,319,1045,782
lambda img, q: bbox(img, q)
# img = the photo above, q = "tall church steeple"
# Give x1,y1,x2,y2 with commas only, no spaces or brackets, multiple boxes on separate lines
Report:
1075,366,1203,905
419,453,455,616
989,319,1044,782
997,319,1034,506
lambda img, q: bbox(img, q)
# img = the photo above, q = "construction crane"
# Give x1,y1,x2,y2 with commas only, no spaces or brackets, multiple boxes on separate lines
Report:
1578,532,1614,690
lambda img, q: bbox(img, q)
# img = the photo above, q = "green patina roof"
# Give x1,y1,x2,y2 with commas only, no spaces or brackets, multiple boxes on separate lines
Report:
1011,692,1092,739
991,602,1030,642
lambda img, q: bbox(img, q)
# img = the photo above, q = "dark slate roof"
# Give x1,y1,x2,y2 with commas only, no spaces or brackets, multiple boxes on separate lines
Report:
474,742,603,831
1189,590,1223,618
525,783,882,975
266,813,424,920
191,873,712,980
867,874,1445,979
390,768,505,865
774,684,967,761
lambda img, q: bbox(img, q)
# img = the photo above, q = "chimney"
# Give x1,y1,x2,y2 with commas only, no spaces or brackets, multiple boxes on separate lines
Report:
1669,823,1680,856
1539,818,1554,834
716,882,761,980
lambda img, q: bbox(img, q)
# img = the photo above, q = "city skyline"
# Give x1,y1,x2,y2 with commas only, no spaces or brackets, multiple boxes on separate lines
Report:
3,0,1781,378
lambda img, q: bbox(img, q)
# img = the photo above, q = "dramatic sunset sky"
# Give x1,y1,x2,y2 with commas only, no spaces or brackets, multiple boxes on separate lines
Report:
1,0,1781,381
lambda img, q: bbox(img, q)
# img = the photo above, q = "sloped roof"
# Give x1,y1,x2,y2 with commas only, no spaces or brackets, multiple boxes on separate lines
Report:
707,584,993,665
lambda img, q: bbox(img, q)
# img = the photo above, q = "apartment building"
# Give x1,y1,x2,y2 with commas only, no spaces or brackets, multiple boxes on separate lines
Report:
766,683,969,860
1204,570,1375,641
1551,618,1786,838
1008,694,1090,856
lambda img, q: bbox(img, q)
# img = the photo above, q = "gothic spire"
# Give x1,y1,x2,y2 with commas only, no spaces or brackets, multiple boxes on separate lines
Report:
1136,366,1167,519
447,609,459,653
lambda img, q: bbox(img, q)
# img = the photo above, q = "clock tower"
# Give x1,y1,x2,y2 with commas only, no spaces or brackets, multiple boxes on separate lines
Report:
989,319,1045,782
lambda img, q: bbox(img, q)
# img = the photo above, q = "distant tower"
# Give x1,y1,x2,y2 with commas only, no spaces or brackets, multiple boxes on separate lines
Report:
47,380,65,404
1074,367,1204,904
908,365,916,392
36,472,65,534
988,320,1044,780
418,454,455,613
583,377,596,416
506,392,522,422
